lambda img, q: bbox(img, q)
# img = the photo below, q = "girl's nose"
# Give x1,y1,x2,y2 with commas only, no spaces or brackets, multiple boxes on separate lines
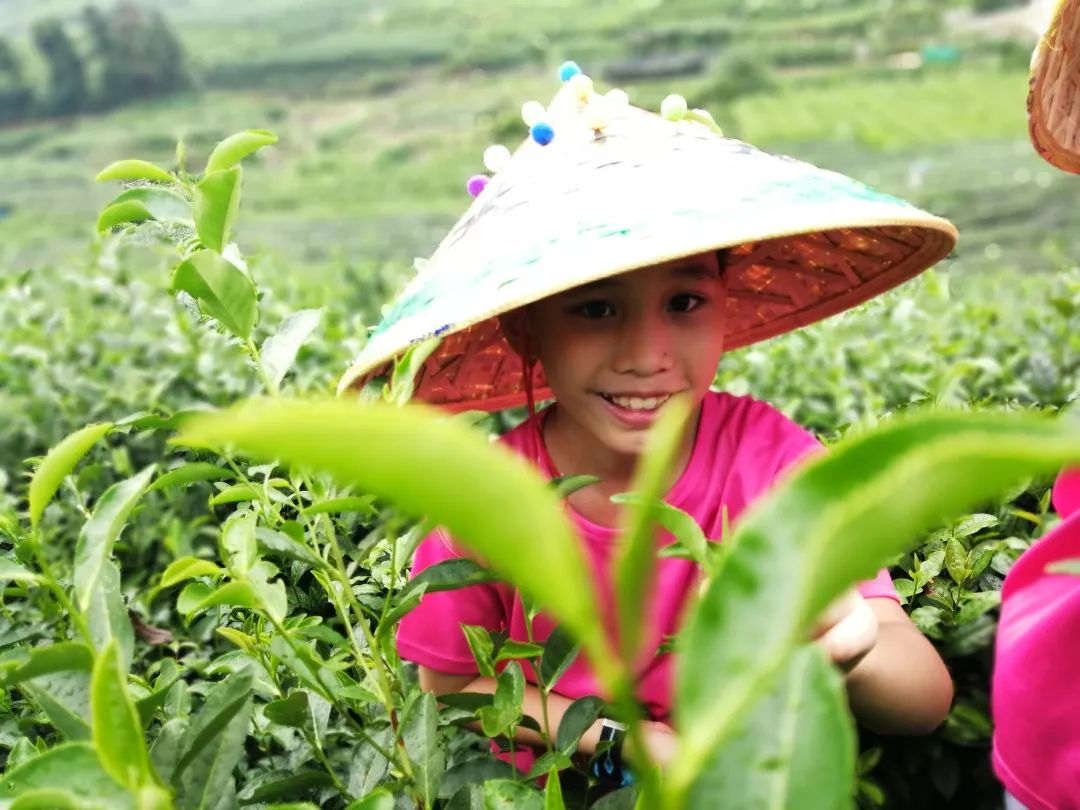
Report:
612,310,674,375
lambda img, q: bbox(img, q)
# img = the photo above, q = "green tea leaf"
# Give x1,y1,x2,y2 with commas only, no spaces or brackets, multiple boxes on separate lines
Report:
300,495,376,516
262,309,323,390
479,663,525,739
482,780,544,810
29,422,113,531
264,690,311,729
461,625,496,678
21,673,93,740
179,580,260,617
0,557,39,584
614,396,693,664
0,743,129,806
255,527,327,570
402,692,443,810
221,510,257,576
149,718,187,784
9,788,82,809
175,399,618,689
555,695,603,755
346,789,395,810
160,557,226,588
208,483,260,505
539,625,579,692
91,640,155,791
438,758,518,800
240,771,334,804
3,642,93,683
95,159,175,184
174,669,254,782
687,645,854,809
945,538,970,585
74,465,156,613
544,767,565,810
204,129,278,175
104,186,192,226
85,561,135,671
194,167,242,252
172,251,257,339
398,558,498,605
149,463,235,492
494,640,544,664
96,200,154,232
670,410,1080,800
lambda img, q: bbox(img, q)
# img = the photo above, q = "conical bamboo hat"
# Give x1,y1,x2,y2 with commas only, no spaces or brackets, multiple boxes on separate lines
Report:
1029,0,1080,173
339,78,957,411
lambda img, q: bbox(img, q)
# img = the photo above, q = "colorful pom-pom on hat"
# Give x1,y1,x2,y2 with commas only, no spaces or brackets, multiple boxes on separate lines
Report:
339,68,958,412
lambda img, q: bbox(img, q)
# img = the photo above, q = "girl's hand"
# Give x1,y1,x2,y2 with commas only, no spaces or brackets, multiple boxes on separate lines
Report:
624,720,678,769
811,589,879,672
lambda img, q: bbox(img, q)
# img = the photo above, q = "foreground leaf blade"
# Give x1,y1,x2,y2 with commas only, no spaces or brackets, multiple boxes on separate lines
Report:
91,641,155,791
74,465,156,613
29,422,113,531
614,396,692,665
176,399,618,686
672,410,1080,798
687,645,853,809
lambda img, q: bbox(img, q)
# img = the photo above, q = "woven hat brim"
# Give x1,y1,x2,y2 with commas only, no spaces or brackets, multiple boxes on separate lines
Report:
338,90,957,410
1029,0,1080,173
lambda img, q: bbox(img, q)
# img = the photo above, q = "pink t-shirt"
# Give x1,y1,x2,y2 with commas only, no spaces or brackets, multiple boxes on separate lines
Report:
993,468,1080,809
398,391,898,722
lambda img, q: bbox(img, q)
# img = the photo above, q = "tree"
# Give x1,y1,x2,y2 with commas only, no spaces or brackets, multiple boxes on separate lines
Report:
0,37,33,123
81,3,190,109
31,18,87,115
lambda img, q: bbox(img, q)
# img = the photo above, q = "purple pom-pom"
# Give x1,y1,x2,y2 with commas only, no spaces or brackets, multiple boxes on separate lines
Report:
530,122,555,146
466,174,489,197
559,61,582,82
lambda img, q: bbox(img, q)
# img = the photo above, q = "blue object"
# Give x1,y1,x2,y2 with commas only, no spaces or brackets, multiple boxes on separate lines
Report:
559,60,582,82
530,122,555,146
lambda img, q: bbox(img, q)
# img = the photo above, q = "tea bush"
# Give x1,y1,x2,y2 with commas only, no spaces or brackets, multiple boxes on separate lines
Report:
0,129,1078,809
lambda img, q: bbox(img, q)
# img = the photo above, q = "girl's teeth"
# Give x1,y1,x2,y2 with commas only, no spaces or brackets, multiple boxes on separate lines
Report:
608,395,669,411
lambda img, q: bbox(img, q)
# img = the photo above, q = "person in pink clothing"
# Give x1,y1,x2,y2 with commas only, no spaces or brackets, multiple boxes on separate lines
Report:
993,468,1080,810
338,67,959,771
397,252,954,768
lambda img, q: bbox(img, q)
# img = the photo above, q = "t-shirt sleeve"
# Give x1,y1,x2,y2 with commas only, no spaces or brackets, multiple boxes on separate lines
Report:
767,406,900,604
396,530,508,673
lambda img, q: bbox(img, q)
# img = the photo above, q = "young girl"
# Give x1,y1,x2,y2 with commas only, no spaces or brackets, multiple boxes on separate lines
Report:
339,68,956,768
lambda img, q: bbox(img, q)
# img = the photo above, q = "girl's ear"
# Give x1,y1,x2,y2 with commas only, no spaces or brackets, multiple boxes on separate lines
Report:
499,309,530,358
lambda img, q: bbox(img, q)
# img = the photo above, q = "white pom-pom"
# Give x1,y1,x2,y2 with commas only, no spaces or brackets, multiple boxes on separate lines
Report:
606,88,630,107
567,73,594,101
483,144,511,173
521,101,546,127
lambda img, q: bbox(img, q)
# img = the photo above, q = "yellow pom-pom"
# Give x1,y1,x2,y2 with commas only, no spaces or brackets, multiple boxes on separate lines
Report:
606,88,630,107
483,144,511,173
567,73,594,102
521,101,546,127
661,94,688,121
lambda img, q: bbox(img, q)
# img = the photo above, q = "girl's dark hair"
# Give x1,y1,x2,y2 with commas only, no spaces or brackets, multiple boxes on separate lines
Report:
716,247,730,278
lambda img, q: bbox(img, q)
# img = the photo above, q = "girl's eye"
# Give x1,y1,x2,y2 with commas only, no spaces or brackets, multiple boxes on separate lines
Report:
669,293,705,313
573,300,615,319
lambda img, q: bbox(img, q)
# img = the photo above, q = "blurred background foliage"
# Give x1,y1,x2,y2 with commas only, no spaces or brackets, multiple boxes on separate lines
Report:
1,0,1079,807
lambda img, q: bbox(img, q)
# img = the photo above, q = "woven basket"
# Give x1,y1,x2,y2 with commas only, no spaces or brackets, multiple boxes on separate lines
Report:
339,84,957,411
1030,0,1080,173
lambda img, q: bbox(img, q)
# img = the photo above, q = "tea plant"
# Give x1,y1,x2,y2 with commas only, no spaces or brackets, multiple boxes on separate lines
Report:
1,127,1078,810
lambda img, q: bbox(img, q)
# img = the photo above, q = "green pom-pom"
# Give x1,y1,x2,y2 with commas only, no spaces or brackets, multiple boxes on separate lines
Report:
661,94,688,122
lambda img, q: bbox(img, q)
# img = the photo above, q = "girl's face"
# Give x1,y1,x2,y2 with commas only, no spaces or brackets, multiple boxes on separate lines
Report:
527,252,726,462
